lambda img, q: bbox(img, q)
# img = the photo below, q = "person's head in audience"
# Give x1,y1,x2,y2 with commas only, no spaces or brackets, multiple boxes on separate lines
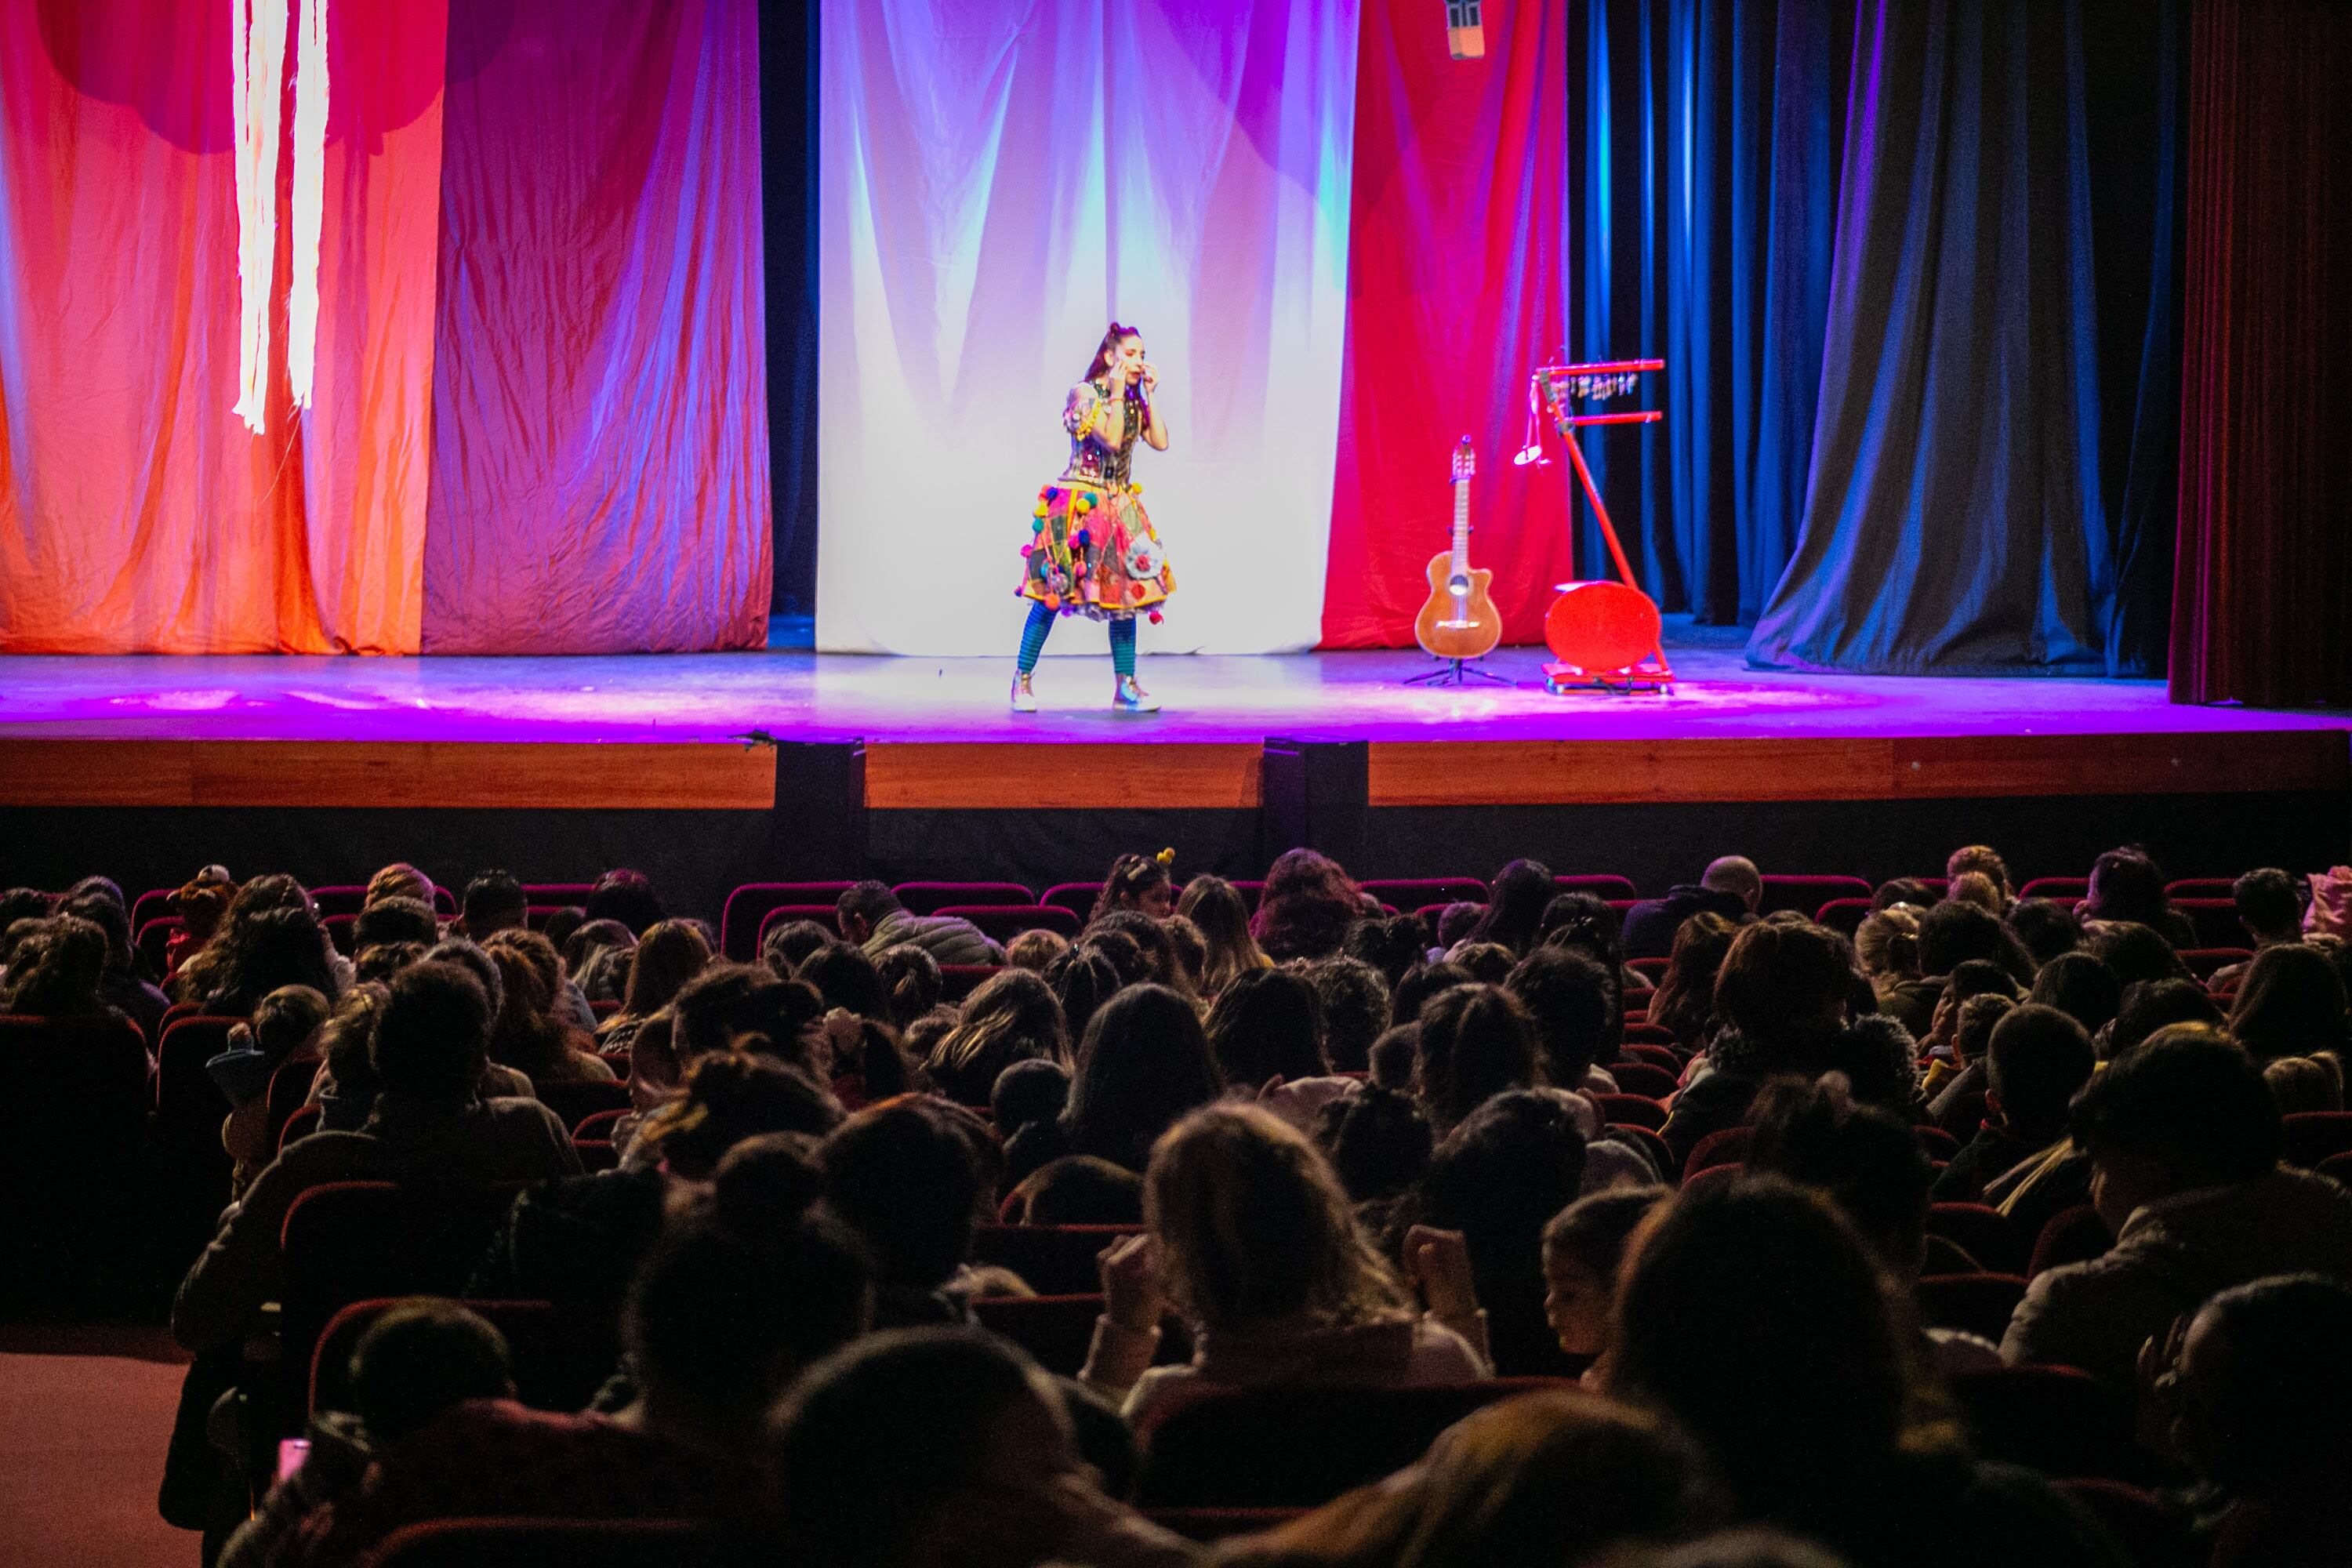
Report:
245,983,330,1071
1217,1389,1720,1568
60,874,123,913
1542,1186,1668,1360
1344,913,1429,993
1415,1090,1588,1371
1062,982,1222,1172
1044,944,1121,1040
371,961,495,1102
1466,858,1557,957
1945,845,2013,902
637,1052,844,1178
1929,958,2020,1050
1006,1154,1144,1225
2104,977,2225,1059
1853,907,1922,984
822,1012,920,1100
1162,914,1207,993
2264,1055,2343,1116
2004,896,2084,966
2160,1273,2352,1508
1075,926,1151,989
1176,874,1265,996
832,881,906,947
1700,855,1763,914
481,928,588,1076
990,1057,1070,1138
873,944,942,1031
351,896,438,957
1600,1178,1951,1545
616,919,710,1022
1414,983,1540,1132
560,915,634,984
165,867,235,948
2071,1025,2281,1233
1368,1022,1420,1092
1744,1079,1933,1275
1946,870,2005,916
622,1161,872,1452
927,967,1065,1106
0,915,110,1016
1090,909,1187,993
206,903,339,1014
1393,960,1473,1025
316,983,389,1125
416,935,503,1015
1094,851,1176,922
1205,966,1328,1088
1711,921,1850,1055
1433,901,1485,951
353,941,424,985
1002,927,1069,973
1983,1004,2095,1149
1872,877,1936,912
2085,920,2191,989
2027,950,2121,1036
0,887,54,948
1538,890,1622,956
582,868,664,935
2083,846,2176,929
797,941,889,1022
1650,912,1739,1049
343,1300,514,1443
457,870,527,940
819,1097,987,1306
769,1328,1112,1568
1305,956,1392,1074
672,964,826,1073
2233,868,2306,948
2229,943,2349,1063
1446,941,1516,986
761,918,834,978
1315,1083,1433,1205
363,862,434,909
1254,848,1363,963
539,906,586,955
1508,946,1617,1091
1916,899,2005,979
57,893,136,981
1148,1102,1411,1334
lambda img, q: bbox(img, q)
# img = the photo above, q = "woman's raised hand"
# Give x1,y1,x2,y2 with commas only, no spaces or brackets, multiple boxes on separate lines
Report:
1098,1231,1167,1334
1403,1224,1480,1324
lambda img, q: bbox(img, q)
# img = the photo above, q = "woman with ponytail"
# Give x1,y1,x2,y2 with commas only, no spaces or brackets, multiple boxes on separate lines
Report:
1011,321,1176,713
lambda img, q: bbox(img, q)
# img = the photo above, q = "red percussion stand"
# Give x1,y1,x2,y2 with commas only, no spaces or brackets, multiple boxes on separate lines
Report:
1514,358,1674,694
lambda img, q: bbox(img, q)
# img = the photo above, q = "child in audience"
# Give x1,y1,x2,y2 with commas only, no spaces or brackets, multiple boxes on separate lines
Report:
212,984,332,1196
1080,1103,1489,1425
818,1096,992,1327
1414,984,1540,1134
1934,1004,2095,1206
1542,1186,1667,1369
1304,956,1391,1074
1005,926,1072,972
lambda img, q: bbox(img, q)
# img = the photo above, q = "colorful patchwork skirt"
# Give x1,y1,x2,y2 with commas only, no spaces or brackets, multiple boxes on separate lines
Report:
1016,483,1174,620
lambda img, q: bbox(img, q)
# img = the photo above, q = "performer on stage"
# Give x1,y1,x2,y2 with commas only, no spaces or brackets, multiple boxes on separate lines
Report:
1012,322,1174,713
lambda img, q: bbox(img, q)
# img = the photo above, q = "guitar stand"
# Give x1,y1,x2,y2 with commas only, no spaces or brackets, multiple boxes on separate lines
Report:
1406,656,1515,688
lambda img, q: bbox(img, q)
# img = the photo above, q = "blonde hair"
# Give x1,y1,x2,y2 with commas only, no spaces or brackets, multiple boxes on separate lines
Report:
1004,929,1070,972
2265,1054,2344,1116
365,862,435,908
1145,1103,1409,1333
1853,906,1922,981
1948,871,2006,914
1946,845,2013,897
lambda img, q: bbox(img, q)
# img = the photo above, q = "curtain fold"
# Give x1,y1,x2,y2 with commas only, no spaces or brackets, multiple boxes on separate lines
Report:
2169,0,2352,706
815,0,1360,656
0,0,445,654
420,0,771,653
1319,0,1573,649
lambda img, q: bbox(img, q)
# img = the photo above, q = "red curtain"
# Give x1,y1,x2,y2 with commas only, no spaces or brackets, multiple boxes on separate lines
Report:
2169,0,2352,706
1321,0,1576,648
0,0,445,654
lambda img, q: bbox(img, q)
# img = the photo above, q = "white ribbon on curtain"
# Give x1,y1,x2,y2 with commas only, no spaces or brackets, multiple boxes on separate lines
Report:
230,0,328,433
816,0,1359,655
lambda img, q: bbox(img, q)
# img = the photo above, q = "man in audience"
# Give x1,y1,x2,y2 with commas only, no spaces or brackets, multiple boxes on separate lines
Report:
2002,1026,2352,1389
2209,867,2307,989
1933,1004,2095,1205
1621,856,1761,960
834,881,1003,967
172,961,581,1356
455,870,527,941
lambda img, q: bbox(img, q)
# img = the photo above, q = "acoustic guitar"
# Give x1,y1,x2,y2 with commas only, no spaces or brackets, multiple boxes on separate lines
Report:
1414,435,1502,661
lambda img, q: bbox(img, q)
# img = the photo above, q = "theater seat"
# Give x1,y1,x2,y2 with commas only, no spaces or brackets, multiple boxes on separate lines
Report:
1602,1123,1675,1183
1555,874,1638,900
1815,897,1873,935
720,883,858,960
1136,1379,1577,1508
939,964,1000,1002
969,1293,1107,1378
1606,1061,1679,1099
753,905,843,952
894,881,1034,915
1758,874,1870,916
1590,1093,1665,1131
310,1298,594,1417
1359,878,1487,912
532,1080,630,1135
2029,1204,2113,1278
1682,1126,1752,1175
2172,898,2248,949
0,1013,153,1302
1926,1203,2027,1276
2017,877,2089,900
1617,1043,1682,1074
934,904,1081,942
361,1517,714,1568
1912,1272,2027,1344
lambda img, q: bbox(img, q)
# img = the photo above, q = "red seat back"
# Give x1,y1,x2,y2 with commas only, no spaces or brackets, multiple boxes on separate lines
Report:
1606,1061,1679,1099
1358,878,1488,912
934,904,1080,942
1758,874,1870,915
534,1079,632,1136
940,964,1002,1002
719,882,858,960
2018,877,2089,900
279,1104,323,1151
754,904,843,953
894,881,1034,915
2178,946,2253,980
1617,1042,1682,1073
1590,1092,1665,1131
1815,896,1873,935
1926,1201,2027,1275
1683,1125,1753,1174
2029,1203,2113,1278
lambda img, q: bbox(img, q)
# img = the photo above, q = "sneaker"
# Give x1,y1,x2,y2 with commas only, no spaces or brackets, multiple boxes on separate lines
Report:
1010,671,1038,713
1113,676,1160,713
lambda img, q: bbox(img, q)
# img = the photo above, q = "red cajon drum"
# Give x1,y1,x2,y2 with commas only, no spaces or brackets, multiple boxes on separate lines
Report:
1544,580,1662,677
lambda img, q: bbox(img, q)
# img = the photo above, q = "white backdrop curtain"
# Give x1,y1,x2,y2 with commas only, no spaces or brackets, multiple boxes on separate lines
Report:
817,0,1360,655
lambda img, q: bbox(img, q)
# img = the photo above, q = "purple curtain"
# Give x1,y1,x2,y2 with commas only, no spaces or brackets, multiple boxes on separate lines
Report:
421,0,771,653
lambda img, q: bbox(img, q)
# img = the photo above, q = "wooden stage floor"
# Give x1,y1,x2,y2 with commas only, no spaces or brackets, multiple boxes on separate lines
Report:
0,645,2343,815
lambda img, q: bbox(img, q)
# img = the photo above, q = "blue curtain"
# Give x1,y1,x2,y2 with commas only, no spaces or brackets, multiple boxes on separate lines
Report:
1568,0,2183,675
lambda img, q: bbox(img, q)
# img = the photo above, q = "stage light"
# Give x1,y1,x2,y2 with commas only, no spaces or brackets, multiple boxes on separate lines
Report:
1446,0,1484,60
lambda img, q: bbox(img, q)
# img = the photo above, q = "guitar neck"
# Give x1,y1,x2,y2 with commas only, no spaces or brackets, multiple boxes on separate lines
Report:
1451,476,1472,567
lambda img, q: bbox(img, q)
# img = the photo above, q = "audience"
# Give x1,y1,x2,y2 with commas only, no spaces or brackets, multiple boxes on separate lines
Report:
43,839,2336,1565
2002,1025,2352,1389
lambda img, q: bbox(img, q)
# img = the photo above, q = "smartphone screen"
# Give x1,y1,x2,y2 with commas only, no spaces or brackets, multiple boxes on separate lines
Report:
275,1438,310,1485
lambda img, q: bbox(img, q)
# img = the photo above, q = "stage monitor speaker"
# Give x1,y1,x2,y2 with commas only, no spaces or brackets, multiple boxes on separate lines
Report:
770,740,868,878
1261,739,1369,873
